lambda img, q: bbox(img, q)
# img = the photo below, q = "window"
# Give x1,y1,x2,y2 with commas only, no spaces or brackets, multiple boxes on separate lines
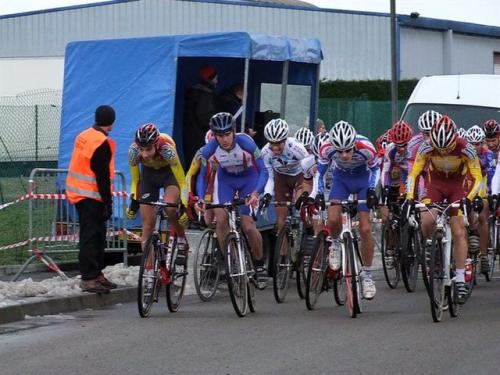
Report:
494,52,500,75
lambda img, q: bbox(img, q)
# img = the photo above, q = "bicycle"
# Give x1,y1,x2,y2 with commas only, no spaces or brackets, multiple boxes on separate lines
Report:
484,195,500,281
193,226,222,302
137,201,188,318
306,198,365,318
205,196,261,317
380,197,402,289
416,199,469,323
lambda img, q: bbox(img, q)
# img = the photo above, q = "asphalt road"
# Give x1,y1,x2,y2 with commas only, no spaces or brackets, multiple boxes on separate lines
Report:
2,269,500,375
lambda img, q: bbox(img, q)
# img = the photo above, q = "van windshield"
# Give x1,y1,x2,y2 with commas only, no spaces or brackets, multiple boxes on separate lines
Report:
401,103,500,130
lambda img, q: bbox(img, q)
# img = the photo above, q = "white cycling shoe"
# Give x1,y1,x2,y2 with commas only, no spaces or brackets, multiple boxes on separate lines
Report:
361,275,376,300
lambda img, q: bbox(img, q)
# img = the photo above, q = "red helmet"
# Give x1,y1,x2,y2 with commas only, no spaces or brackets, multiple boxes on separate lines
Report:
431,115,456,149
135,123,160,147
375,130,391,156
391,121,413,146
483,119,500,139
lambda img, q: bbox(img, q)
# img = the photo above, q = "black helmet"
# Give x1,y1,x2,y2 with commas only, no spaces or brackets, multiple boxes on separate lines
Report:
209,112,235,134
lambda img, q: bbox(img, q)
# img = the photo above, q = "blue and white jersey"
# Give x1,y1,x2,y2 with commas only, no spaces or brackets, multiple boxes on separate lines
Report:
317,135,380,193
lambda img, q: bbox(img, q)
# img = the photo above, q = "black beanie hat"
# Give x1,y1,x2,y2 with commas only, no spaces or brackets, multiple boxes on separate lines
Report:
95,105,115,126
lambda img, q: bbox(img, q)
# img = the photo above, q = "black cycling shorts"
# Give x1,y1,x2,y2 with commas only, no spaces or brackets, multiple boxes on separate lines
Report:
139,165,178,202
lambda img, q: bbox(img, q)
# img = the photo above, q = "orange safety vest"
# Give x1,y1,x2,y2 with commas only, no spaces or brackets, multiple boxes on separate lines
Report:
66,127,116,204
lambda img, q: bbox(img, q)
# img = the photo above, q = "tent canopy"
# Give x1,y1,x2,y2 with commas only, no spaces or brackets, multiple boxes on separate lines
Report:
58,31,322,179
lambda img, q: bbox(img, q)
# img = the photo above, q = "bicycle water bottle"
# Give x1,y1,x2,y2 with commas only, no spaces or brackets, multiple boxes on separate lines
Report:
465,258,473,283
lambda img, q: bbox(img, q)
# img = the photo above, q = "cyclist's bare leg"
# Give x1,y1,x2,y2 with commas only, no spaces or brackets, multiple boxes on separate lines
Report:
276,206,287,233
164,185,185,238
420,209,437,240
380,206,389,224
478,200,489,256
203,209,215,227
358,212,374,267
450,216,467,269
241,215,263,261
327,204,342,237
140,204,156,247
213,208,229,249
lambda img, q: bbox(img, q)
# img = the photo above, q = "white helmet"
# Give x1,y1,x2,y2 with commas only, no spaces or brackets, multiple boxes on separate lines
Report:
264,118,289,143
294,127,314,148
312,132,331,157
457,127,467,139
466,125,485,144
418,110,441,132
329,121,357,151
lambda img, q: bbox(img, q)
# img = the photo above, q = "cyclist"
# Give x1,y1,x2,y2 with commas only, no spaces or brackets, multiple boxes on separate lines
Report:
261,119,313,232
294,127,314,154
466,125,494,274
317,121,380,299
380,121,413,223
375,130,391,160
483,119,500,161
406,115,483,304
196,112,269,273
126,123,189,265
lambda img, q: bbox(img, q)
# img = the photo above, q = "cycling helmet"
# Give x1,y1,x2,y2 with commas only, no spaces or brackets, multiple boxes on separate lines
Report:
135,123,160,147
329,121,357,151
483,119,500,138
418,110,441,133
391,121,413,146
264,118,289,143
311,132,331,157
294,127,314,148
209,112,235,134
375,131,391,155
205,129,215,144
430,115,457,149
466,125,485,144
457,127,467,139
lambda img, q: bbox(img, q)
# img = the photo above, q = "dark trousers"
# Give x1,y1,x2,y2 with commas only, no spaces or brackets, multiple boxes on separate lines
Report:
76,199,106,280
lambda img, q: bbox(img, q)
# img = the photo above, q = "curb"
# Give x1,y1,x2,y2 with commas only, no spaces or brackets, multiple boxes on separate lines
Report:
0,286,137,325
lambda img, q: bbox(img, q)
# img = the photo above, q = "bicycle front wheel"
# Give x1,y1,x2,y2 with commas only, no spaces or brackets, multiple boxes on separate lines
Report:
224,232,248,317
400,223,419,293
429,231,446,323
193,229,220,302
485,219,497,281
273,228,292,303
166,235,188,313
137,235,161,318
344,232,361,318
381,224,400,289
305,232,328,311
296,234,314,300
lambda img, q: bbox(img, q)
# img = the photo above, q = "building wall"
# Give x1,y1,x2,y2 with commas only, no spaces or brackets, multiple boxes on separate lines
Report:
400,27,444,79
453,33,500,75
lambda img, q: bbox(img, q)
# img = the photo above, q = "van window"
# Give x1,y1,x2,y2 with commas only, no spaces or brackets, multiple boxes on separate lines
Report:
402,103,500,130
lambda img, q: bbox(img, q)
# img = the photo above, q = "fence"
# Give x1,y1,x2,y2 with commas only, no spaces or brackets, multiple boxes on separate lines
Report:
0,168,129,280
318,97,408,141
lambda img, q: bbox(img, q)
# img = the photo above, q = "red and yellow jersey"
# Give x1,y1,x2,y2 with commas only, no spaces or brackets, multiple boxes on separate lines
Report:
407,138,482,200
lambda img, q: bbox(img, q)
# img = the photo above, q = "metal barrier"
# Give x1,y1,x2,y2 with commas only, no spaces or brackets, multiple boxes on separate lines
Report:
11,168,128,281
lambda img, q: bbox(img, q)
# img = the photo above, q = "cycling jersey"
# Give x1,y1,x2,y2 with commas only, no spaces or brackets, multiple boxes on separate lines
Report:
185,148,217,202
381,143,411,193
128,133,187,204
408,132,425,164
406,138,482,201
197,133,268,214
317,136,380,194
262,137,309,196
489,152,500,195
477,146,495,195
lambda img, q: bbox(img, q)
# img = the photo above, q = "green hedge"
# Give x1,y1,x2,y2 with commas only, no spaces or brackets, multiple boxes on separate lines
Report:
319,79,419,100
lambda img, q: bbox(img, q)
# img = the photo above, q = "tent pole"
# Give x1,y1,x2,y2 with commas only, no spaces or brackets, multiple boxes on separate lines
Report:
313,63,320,130
241,58,250,133
280,61,289,119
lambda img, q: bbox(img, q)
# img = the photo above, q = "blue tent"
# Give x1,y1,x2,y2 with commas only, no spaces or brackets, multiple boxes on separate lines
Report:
58,32,322,181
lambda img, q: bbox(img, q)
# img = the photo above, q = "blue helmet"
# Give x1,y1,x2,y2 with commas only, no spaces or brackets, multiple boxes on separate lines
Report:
209,112,235,134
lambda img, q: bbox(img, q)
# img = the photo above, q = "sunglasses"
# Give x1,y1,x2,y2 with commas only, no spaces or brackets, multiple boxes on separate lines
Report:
338,148,354,154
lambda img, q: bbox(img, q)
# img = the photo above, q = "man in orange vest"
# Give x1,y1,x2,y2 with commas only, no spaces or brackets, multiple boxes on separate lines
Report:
66,105,117,294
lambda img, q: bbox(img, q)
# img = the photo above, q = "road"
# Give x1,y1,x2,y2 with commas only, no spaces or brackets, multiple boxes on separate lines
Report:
2,269,500,375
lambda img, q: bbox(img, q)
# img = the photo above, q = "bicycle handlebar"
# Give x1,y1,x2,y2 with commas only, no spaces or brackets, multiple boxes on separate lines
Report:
137,200,184,209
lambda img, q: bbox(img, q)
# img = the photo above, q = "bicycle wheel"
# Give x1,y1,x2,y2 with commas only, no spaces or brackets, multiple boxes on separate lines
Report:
273,228,292,303
137,234,161,318
193,229,220,302
305,232,328,310
380,224,400,289
332,269,346,306
243,241,256,313
166,235,188,313
429,231,446,323
224,232,248,317
400,223,419,293
485,219,497,281
296,234,314,299
344,232,361,318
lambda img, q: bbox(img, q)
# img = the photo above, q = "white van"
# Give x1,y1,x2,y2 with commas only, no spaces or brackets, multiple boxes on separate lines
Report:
401,74,500,129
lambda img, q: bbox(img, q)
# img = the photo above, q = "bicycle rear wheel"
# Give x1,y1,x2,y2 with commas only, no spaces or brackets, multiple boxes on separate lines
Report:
333,269,346,306
137,235,160,318
429,231,446,323
344,232,361,318
400,223,419,293
166,235,188,313
193,229,220,302
273,228,292,303
381,224,400,289
305,232,328,310
485,219,497,281
224,232,248,317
